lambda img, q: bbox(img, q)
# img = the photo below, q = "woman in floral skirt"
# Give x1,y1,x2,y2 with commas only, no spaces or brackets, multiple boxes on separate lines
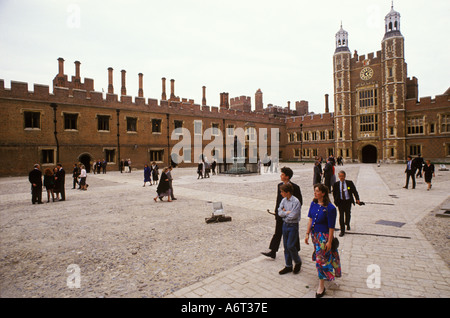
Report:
305,183,341,298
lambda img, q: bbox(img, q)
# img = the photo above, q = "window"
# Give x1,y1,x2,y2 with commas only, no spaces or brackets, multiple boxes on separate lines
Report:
194,121,203,135
152,119,162,133
288,133,295,142
41,149,55,164
149,150,164,162
339,130,343,138
407,116,424,135
390,148,395,157
24,111,40,129
174,120,183,130
388,67,393,77
430,123,435,134
409,144,422,156
294,149,300,157
328,130,334,140
212,123,220,136
312,149,318,157
296,133,302,142
358,89,378,108
226,124,234,137
105,149,115,163
64,113,78,130
246,127,256,142
304,132,309,141
126,117,137,132
360,114,378,132
320,131,326,140
97,115,110,131
441,115,450,133
311,131,317,141
328,148,334,157
389,126,394,136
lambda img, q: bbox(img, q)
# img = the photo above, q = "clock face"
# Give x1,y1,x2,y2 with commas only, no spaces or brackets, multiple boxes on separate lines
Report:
360,67,373,80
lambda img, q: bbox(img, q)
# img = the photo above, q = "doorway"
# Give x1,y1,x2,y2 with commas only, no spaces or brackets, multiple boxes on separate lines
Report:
79,153,92,173
361,145,377,163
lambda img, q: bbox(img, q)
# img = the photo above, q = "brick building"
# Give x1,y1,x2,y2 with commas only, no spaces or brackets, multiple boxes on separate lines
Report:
0,4,449,176
285,4,449,164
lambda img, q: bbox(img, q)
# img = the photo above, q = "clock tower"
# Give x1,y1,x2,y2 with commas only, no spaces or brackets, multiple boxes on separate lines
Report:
333,23,353,161
381,2,407,161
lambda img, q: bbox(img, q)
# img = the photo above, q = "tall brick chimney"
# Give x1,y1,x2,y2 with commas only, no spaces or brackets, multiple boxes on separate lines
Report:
202,86,207,106
138,73,144,97
287,101,291,112
74,61,81,89
170,79,175,99
58,57,65,76
255,89,263,112
121,70,126,96
107,67,114,94
161,77,167,100
325,94,329,113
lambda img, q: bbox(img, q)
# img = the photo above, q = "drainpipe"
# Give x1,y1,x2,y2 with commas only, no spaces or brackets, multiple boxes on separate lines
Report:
116,109,121,171
50,103,59,163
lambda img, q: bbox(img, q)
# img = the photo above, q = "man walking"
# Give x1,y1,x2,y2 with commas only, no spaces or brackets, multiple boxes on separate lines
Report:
262,166,302,259
403,155,416,189
332,171,360,237
55,163,66,201
28,164,43,204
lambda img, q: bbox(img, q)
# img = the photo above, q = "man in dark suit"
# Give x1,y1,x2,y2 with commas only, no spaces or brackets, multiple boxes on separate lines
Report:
28,164,43,204
262,166,303,259
332,170,360,237
55,163,66,201
323,158,334,190
413,154,424,178
403,155,416,189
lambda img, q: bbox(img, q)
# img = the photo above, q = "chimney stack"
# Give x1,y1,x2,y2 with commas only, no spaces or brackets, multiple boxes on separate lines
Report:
57,57,65,76
138,73,144,97
73,61,81,89
107,67,114,94
161,77,167,100
287,101,291,111
121,70,126,96
325,94,329,113
255,89,263,112
170,79,175,99
202,86,207,106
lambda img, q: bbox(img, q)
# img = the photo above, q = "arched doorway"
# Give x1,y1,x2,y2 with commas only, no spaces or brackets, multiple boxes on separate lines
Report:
78,153,92,173
361,145,377,163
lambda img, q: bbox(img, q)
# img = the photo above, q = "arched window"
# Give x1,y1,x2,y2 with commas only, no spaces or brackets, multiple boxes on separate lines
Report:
394,21,398,30
388,22,393,31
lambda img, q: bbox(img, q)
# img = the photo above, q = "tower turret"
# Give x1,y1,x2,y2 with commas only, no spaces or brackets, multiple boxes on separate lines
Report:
335,23,350,54
383,2,402,40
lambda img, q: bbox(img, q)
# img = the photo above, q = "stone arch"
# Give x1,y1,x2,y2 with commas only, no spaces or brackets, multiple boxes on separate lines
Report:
361,145,378,163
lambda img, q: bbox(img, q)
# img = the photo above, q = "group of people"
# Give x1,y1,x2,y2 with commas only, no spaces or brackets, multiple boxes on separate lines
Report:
153,166,177,202
143,162,160,186
92,159,107,174
404,154,436,190
28,163,66,204
120,158,132,173
197,158,216,179
262,165,362,298
72,163,88,191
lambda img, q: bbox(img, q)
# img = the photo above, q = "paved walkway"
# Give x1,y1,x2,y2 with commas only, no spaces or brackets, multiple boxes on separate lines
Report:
166,164,450,298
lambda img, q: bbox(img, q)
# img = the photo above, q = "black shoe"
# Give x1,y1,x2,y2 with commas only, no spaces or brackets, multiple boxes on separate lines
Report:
403,186,408,189
172,198,177,200
347,225,351,231
261,251,276,259
293,262,302,274
339,232,345,237
315,288,326,298
279,267,293,275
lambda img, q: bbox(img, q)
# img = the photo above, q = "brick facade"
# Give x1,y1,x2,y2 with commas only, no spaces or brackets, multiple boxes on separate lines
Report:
0,5,449,176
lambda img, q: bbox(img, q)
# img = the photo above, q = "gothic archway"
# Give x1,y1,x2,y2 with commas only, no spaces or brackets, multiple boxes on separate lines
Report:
361,145,378,163
78,153,92,173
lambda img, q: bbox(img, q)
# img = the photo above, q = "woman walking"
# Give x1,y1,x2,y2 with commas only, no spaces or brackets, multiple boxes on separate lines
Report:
305,183,341,298
79,165,88,190
154,167,172,202
151,162,159,185
423,159,435,190
143,164,152,186
43,168,55,202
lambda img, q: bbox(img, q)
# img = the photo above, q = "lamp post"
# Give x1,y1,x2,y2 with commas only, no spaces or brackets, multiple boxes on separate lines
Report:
116,109,121,171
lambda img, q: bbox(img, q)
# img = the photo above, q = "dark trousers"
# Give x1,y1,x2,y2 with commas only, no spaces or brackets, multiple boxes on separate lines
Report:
73,177,79,189
337,200,352,233
405,171,416,189
269,216,300,253
31,185,42,204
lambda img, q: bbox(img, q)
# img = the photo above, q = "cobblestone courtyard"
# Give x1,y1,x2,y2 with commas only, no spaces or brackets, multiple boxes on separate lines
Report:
0,163,449,298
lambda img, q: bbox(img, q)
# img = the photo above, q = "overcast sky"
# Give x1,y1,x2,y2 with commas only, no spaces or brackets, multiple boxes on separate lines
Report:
0,0,449,114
